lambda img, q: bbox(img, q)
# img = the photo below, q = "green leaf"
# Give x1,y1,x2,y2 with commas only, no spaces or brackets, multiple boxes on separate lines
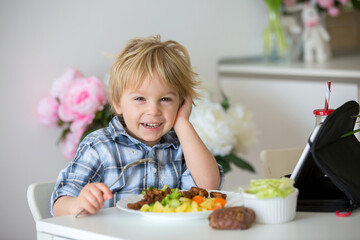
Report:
57,119,65,127
226,154,255,173
102,104,115,124
94,109,104,120
341,128,360,138
215,154,255,174
215,155,231,174
220,92,230,111
57,128,70,144
341,115,360,138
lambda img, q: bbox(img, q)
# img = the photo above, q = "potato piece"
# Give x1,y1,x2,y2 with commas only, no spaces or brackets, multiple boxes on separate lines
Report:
200,198,214,210
176,203,189,213
153,201,164,212
179,197,191,204
191,201,200,212
140,204,150,212
163,205,176,213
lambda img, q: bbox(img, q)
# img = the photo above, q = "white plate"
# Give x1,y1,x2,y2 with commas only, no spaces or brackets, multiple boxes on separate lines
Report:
116,190,242,220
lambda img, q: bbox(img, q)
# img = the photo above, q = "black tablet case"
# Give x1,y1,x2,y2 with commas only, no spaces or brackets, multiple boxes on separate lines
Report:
293,100,360,212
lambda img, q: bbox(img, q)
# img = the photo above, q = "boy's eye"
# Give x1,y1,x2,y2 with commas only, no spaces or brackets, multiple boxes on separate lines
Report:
161,97,172,102
134,97,145,101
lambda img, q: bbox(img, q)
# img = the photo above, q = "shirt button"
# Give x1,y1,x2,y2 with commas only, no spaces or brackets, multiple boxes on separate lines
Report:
151,167,157,173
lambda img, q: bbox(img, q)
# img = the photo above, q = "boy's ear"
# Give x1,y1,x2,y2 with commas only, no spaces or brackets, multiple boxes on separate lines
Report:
113,104,122,115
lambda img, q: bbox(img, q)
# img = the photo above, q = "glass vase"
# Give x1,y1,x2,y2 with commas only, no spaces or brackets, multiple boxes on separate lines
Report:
263,1,288,62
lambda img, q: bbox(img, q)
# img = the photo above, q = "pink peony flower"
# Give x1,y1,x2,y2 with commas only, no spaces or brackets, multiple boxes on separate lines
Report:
50,67,83,100
70,115,94,132
58,77,106,122
38,68,111,160
61,128,85,160
316,0,335,8
37,96,60,126
328,6,340,16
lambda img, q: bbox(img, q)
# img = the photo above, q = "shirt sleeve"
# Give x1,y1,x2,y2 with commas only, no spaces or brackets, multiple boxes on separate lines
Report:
50,143,104,216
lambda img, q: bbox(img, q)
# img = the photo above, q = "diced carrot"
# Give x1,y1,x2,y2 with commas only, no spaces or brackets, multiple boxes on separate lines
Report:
192,195,204,205
210,204,222,211
214,198,227,207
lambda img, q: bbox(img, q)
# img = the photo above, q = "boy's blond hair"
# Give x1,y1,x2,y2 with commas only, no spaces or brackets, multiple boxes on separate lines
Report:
109,35,200,112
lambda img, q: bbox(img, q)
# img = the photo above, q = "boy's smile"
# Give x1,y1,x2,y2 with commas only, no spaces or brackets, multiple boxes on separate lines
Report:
141,122,162,128
115,72,181,147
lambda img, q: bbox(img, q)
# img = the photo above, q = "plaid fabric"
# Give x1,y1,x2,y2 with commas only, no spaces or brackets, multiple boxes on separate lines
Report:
51,116,223,216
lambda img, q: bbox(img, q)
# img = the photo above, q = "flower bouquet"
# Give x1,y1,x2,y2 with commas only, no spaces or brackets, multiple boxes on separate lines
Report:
190,92,258,174
37,68,113,159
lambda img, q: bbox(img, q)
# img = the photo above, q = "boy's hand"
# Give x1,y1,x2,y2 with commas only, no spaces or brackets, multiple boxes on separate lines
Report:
174,96,192,131
75,183,112,215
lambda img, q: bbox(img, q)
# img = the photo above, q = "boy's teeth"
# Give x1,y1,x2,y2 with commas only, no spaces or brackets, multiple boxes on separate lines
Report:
144,123,160,128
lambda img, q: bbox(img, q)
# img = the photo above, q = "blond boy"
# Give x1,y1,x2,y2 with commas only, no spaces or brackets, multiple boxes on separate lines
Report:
51,36,222,216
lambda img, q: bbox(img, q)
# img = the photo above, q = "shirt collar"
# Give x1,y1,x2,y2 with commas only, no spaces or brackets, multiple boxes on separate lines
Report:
108,116,179,149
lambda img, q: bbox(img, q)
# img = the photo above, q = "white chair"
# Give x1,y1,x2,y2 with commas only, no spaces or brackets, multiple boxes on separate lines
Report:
260,147,303,178
27,181,55,222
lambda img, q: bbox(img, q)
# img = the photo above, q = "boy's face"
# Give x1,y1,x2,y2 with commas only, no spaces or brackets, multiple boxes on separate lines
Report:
114,72,181,147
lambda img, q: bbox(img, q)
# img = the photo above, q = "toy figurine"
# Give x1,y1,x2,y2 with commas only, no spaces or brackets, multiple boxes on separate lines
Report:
301,2,331,62
283,0,332,63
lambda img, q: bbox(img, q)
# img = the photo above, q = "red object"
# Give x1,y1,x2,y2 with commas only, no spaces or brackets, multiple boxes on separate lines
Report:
313,109,335,116
324,81,331,111
335,210,352,217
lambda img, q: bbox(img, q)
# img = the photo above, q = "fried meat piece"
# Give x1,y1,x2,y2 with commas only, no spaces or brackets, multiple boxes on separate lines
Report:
181,187,208,199
198,189,209,198
208,206,256,230
127,188,168,210
210,191,227,199
127,199,147,210
164,187,172,195
143,189,165,203
181,191,193,199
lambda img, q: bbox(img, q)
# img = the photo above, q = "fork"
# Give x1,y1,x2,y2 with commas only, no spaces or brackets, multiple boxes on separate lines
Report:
75,158,153,218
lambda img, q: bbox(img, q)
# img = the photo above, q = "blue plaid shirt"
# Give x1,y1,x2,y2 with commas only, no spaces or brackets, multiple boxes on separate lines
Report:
51,116,223,216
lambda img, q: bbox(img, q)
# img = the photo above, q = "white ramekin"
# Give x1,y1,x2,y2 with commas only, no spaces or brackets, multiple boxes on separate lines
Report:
241,188,298,224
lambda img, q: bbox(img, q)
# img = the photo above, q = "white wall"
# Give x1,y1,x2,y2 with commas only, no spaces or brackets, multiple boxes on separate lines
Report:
0,1,267,239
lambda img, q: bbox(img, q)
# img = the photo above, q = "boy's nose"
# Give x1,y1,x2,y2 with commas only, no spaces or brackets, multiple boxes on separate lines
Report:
146,102,161,115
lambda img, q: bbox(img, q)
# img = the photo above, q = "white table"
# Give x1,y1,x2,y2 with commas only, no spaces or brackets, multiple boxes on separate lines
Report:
37,207,360,240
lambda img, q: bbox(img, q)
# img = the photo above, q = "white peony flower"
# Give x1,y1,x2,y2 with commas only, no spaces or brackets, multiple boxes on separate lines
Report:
190,100,236,156
190,93,258,157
